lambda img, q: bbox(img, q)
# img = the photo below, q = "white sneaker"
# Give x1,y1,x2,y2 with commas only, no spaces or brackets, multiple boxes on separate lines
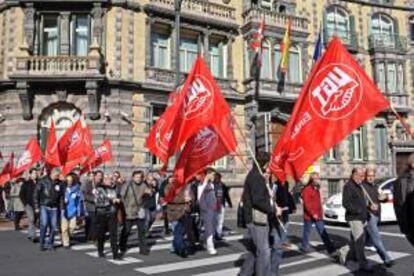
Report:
208,249,217,255
365,246,376,252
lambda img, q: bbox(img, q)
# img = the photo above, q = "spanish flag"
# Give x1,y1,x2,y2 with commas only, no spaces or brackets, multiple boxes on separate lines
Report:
280,19,291,73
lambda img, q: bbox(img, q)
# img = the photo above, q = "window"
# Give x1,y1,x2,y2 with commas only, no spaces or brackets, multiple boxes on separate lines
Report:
328,180,341,197
274,44,302,83
350,127,367,161
212,157,227,170
260,40,272,79
41,14,59,56
180,37,198,72
151,32,171,69
374,61,404,93
375,125,388,161
150,105,176,168
288,46,302,83
325,6,350,42
209,40,228,78
410,17,414,42
71,14,90,56
326,146,339,161
371,13,395,47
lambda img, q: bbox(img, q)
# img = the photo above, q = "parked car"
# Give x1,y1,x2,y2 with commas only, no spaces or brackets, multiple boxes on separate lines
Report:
323,177,397,224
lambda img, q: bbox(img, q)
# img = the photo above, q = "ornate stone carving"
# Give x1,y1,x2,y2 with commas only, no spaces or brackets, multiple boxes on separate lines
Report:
23,4,35,53
17,81,32,120
92,3,105,46
56,90,67,102
86,81,100,120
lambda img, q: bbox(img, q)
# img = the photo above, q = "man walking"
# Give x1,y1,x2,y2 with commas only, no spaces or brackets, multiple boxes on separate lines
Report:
34,168,64,251
363,168,394,267
300,172,336,255
213,172,232,240
338,167,373,272
119,171,150,256
20,168,39,242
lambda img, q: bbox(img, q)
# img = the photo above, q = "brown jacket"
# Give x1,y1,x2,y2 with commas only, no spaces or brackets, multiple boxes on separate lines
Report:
166,184,191,222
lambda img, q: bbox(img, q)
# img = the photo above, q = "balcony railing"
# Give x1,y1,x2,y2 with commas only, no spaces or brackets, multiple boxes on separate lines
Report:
147,0,236,23
368,33,408,53
243,7,308,33
145,66,237,94
13,55,103,77
324,28,358,51
386,94,410,110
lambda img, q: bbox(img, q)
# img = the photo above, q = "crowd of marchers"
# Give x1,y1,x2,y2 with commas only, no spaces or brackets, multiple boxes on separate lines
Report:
1,152,414,276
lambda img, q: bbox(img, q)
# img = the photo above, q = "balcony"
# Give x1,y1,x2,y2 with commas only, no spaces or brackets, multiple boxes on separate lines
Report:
243,8,308,33
324,28,358,52
145,0,237,26
368,34,408,54
386,93,411,112
144,66,239,98
10,42,104,81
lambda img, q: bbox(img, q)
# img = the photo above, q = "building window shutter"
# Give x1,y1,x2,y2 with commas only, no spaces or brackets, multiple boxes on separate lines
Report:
348,134,354,160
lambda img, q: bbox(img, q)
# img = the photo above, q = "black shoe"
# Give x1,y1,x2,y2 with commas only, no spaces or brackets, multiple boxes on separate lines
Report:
98,252,105,258
113,254,123,260
118,250,126,258
139,247,150,256
385,260,395,268
32,238,39,243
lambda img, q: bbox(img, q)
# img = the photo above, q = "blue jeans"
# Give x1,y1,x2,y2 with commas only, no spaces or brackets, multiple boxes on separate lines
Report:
270,226,284,276
172,219,187,253
366,214,391,263
301,219,335,253
39,206,58,249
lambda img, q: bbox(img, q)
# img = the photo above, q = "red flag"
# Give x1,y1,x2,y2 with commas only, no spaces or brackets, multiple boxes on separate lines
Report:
146,55,231,165
270,37,390,182
13,138,42,177
0,153,14,186
80,139,112,174
82,125,94,159
165,115,237,202
59,120,90,175
44,120,61,169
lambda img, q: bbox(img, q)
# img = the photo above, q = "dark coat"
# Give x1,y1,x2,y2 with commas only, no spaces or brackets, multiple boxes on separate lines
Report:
241,166,274,226
362,181,381,217
342,179,368,222
19,179,37,207
394,169,414,245
33,176,64,210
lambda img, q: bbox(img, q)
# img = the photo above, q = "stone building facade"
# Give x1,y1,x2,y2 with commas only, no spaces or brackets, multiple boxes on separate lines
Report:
0,0,412,199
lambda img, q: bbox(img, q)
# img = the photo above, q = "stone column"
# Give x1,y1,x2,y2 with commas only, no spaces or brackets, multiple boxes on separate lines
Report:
203,29,210,64
92,3,104,46
170,22,177,73
226,34,234,79
145,17,154,67
60,12,71,55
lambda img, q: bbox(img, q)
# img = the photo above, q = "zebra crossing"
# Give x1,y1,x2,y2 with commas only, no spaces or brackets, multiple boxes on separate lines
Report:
20,226,411,276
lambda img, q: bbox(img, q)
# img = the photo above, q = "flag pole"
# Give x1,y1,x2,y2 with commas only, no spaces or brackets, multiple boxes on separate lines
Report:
389,104,414,140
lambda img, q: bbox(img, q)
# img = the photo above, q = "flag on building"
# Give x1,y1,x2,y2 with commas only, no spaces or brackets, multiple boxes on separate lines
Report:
279,19,292,73
270,37,390,182
250,16,265,80
312,27,324,62
13,138,42,177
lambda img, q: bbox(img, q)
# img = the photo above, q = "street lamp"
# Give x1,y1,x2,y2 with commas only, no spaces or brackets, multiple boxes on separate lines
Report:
174,0,184,89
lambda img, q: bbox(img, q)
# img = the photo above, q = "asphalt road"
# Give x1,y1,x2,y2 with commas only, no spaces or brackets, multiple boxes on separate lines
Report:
0,214,413,276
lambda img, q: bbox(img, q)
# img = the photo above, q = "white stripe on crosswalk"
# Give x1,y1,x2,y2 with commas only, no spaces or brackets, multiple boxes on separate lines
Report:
192,251,329,276
135,253,244,274
289,222,406,238
107,257,143,265
286,251,410,276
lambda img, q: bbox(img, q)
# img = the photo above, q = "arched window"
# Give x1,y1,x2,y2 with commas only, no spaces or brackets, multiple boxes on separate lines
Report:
260,40,272,79
371,13,395,47
325,6,350,42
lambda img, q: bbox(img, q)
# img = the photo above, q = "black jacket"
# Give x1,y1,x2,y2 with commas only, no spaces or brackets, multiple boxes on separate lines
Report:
394,169,414,244
362,181,381,217
241,166,274,225
20,179,37,207
214,181,233,208
33,176,64,210
342,179,368,222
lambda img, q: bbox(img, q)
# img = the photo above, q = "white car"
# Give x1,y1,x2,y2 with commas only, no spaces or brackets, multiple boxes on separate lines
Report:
323,178,397,224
